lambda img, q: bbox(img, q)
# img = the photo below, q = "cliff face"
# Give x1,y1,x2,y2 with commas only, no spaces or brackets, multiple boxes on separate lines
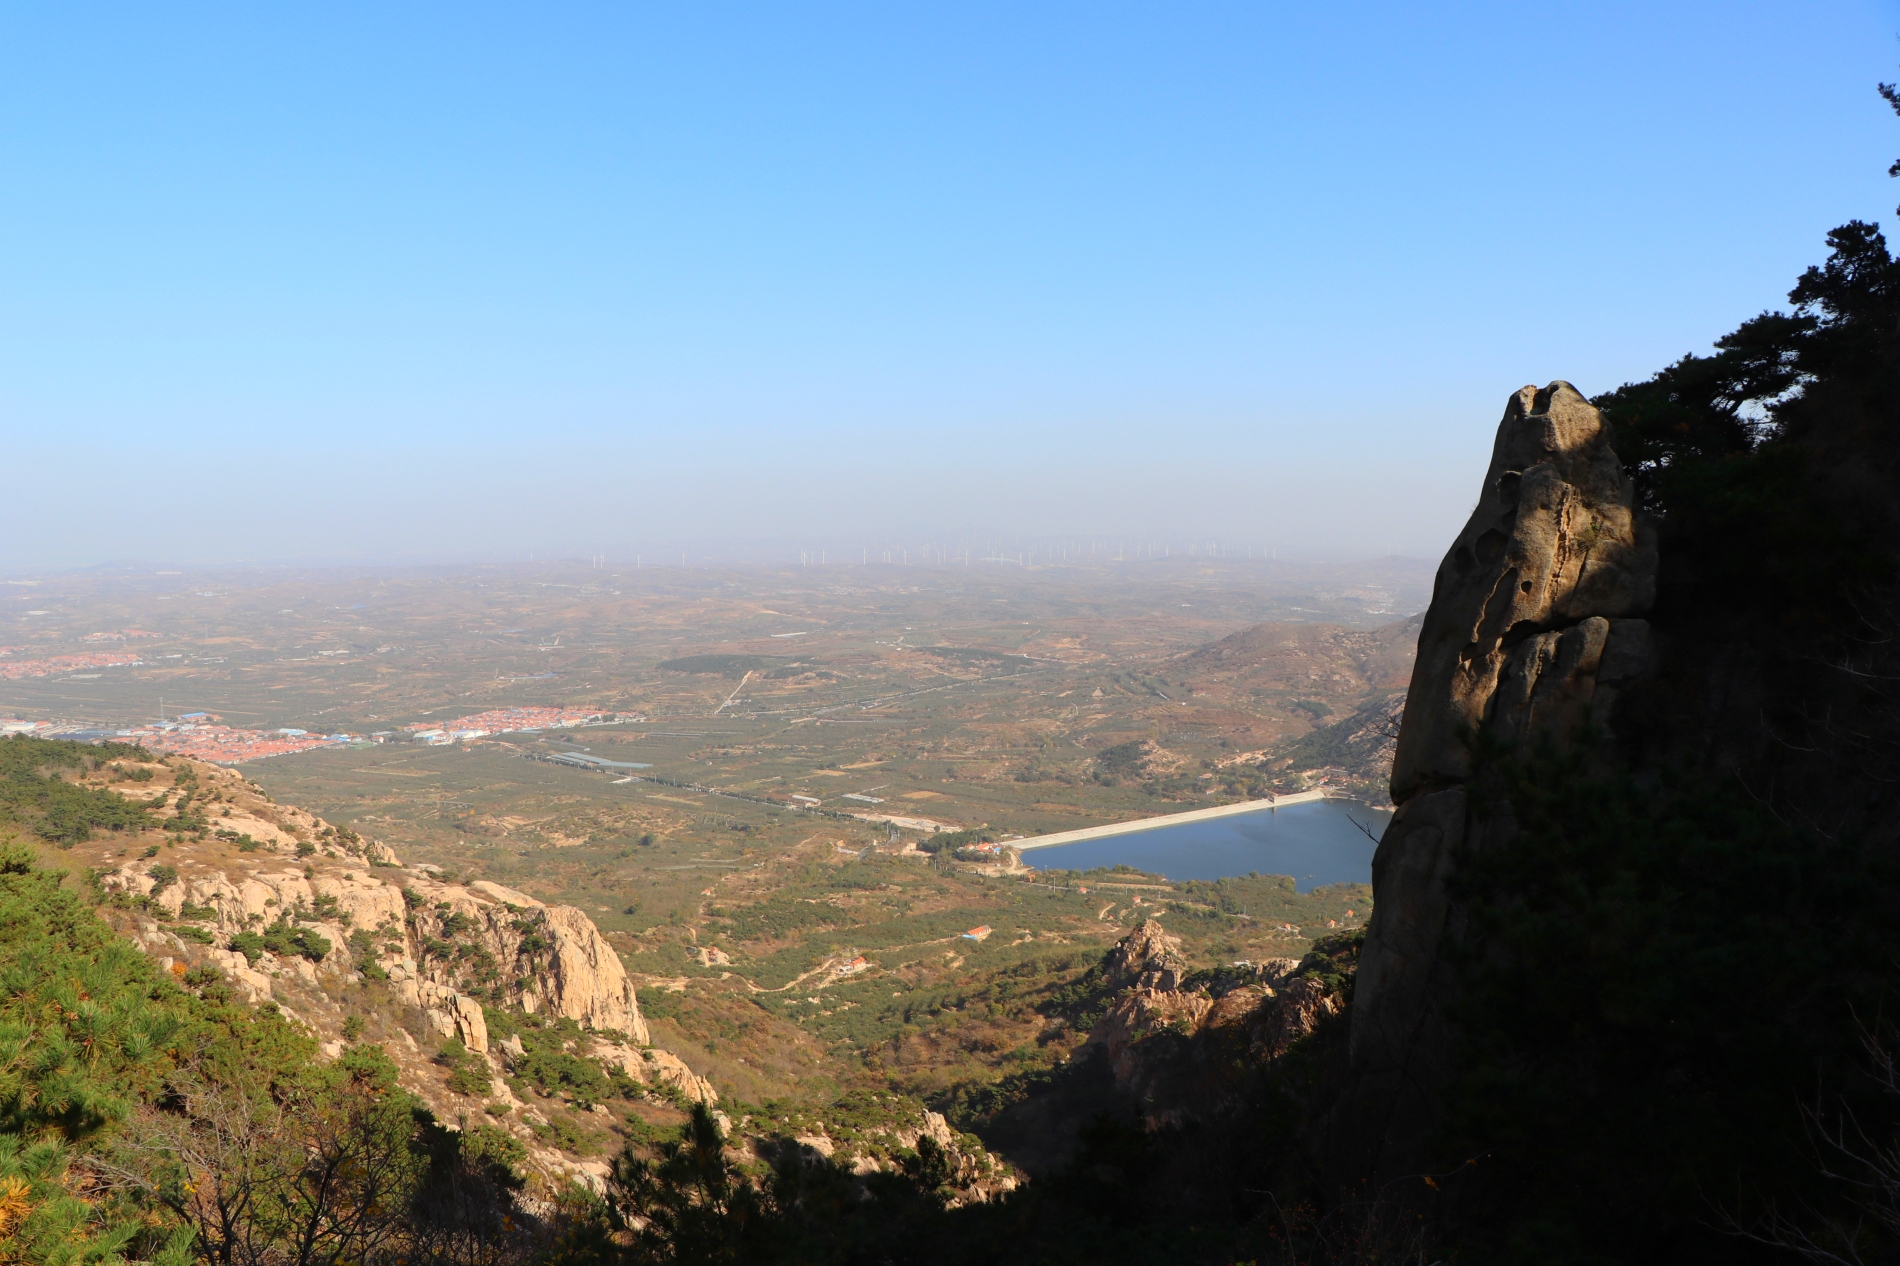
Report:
1337,382,1657,1178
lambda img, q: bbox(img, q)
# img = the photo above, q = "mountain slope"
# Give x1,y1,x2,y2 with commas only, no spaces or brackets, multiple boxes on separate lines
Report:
6,735,711,1190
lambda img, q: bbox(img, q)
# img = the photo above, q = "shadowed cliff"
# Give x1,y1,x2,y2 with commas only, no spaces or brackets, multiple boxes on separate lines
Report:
1324,220,1900,1263
1331,381,1659,1186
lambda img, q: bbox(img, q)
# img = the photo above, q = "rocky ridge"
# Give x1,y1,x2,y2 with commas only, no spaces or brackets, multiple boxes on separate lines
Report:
1262,691,1407,802
1077,919,1351,1130
60,746,1025,1206
107,863,652,1048
82,754,715,1188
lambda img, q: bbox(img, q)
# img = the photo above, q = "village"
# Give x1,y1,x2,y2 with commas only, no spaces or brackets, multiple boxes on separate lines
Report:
1,714,362,763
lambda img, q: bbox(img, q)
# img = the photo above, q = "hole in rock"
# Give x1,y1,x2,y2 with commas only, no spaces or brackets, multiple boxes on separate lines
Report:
1495,470,1522,510
1474,529,1508,566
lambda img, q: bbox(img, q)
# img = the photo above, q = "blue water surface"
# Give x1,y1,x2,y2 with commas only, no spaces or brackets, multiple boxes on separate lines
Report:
1020,799,1390,891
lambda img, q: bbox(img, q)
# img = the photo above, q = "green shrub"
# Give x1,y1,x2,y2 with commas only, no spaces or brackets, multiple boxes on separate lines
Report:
482,1007,619,1104
447,1062,490,1097
435,1037,493,1097
228,919,330,965
1440,745,1894,1260
1093,740,1148,783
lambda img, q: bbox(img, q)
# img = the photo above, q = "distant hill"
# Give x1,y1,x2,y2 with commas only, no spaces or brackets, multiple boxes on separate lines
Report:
1175,616,1419,695
1164,616,1418,800
1270,692,1405,802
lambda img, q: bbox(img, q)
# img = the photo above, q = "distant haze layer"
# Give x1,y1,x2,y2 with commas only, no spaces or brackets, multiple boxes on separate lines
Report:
5,3,1893,569
6,442,1478,569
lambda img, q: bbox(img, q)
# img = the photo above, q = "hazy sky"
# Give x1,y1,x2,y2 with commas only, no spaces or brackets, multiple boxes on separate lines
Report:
5,2,1898,569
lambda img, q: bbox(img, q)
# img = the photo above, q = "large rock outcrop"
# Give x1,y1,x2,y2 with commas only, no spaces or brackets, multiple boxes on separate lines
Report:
1389,381,1655,803
1079,920,1341,1129
105,862,647,1046
417,879,648,1041
1336,382,1657,1180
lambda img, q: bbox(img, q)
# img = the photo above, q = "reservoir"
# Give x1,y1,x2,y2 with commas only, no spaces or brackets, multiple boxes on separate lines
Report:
1020,799,1390,891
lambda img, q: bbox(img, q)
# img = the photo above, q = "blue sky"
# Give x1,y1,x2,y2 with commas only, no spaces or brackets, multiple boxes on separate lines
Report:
4,2,1898,567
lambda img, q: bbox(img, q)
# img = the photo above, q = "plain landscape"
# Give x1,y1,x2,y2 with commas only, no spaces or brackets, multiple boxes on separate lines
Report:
0,552,1422,1193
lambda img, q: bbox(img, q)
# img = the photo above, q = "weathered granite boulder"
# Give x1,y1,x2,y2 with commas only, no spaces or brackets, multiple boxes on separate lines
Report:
414,979,490,1052
1390,381,1655,803
594,1039,719,1104
1336,382,1656,1183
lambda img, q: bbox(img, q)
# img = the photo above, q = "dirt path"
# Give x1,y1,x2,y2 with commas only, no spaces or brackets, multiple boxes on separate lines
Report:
734,929,984,996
